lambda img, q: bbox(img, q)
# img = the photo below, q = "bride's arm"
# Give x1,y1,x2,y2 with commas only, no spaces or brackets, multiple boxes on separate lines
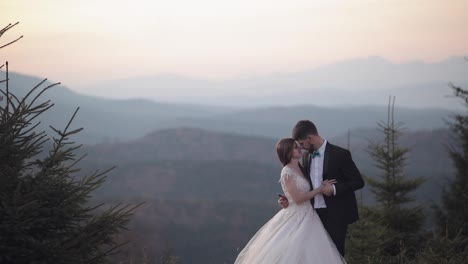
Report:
283,176,324,204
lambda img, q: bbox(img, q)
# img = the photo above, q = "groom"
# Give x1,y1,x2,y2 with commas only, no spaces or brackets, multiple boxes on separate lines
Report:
279,120,365,256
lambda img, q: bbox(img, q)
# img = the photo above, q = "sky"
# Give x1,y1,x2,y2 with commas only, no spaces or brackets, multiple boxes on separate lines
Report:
1,0,468,89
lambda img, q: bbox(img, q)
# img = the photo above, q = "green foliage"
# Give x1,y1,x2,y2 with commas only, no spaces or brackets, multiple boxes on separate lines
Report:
361,97,426,261
347,206,426,264
366,97,425,209
413,231,468,264
432,84,468,239
346,206,387,264
0,22,139,263
347,66,468,264
159,243,179,264
428,82,468,263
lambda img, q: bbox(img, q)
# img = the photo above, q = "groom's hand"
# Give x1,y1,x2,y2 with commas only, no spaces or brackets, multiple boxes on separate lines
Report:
278,194,289,208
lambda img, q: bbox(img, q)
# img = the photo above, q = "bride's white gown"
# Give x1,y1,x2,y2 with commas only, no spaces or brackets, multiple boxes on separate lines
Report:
234,166,346,264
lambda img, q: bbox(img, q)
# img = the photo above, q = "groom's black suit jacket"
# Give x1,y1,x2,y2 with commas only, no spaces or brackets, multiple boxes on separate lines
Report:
301,142,364,225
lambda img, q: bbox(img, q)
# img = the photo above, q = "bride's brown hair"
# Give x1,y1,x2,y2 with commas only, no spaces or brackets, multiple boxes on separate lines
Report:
276,138,297,166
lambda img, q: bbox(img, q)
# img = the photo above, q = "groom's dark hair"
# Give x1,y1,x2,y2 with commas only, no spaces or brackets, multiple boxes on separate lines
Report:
276,138,296,166
292,120,318,140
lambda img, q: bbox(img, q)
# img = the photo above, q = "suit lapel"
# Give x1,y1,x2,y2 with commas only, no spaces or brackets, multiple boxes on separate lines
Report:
323,142,331,180
302,152,312,187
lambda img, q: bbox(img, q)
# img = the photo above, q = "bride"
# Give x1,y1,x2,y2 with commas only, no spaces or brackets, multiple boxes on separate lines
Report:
234,138,346,264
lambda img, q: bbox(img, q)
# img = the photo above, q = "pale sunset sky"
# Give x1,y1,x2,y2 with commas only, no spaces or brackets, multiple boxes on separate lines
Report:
1,0,468,88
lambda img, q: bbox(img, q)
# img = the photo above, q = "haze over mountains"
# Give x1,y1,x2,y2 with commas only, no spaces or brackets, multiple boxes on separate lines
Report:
78,56,468,109
82,127,452,204
3,56,465,144
3,72,456,144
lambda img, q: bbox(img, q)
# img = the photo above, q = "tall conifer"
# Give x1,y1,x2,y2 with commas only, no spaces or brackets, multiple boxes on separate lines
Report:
0,22,140,264
365,96,425,262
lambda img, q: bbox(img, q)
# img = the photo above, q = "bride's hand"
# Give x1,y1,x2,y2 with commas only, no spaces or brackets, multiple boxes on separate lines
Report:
278,194,289,208
322,179,337,186
320,179,337,196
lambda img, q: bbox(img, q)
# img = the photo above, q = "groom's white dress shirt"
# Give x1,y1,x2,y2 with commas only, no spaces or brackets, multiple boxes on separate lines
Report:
310,139,335,209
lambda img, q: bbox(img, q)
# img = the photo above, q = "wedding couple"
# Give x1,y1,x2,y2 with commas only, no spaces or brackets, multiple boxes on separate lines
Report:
235,120,365,264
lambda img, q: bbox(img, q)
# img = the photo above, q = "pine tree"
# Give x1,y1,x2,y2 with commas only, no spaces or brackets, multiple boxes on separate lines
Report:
0,22,140,263
434,83,468,239
365,96,426,262
420,81,468,263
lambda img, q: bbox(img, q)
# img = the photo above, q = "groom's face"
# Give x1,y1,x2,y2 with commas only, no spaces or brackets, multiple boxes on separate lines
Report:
297,135,314,152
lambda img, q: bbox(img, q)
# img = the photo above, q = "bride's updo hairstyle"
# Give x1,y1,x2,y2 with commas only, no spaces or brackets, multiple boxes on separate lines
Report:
276,138,296,166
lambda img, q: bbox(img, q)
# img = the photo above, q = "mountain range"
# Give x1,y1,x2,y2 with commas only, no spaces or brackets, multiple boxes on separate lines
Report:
82,127,453,205
2,67,461,144
78,56,468,109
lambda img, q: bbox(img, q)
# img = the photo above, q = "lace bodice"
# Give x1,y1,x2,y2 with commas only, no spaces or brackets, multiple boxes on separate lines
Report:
279,166,311,206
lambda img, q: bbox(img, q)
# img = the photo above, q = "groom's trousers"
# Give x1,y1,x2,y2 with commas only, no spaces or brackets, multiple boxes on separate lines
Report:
316,208,348,256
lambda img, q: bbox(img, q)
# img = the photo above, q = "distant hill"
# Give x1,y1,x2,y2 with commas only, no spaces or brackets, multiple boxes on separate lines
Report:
332,127,454,205
164,105,453,140
82,127,453,204
84,127,278,165
81,128,281,201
